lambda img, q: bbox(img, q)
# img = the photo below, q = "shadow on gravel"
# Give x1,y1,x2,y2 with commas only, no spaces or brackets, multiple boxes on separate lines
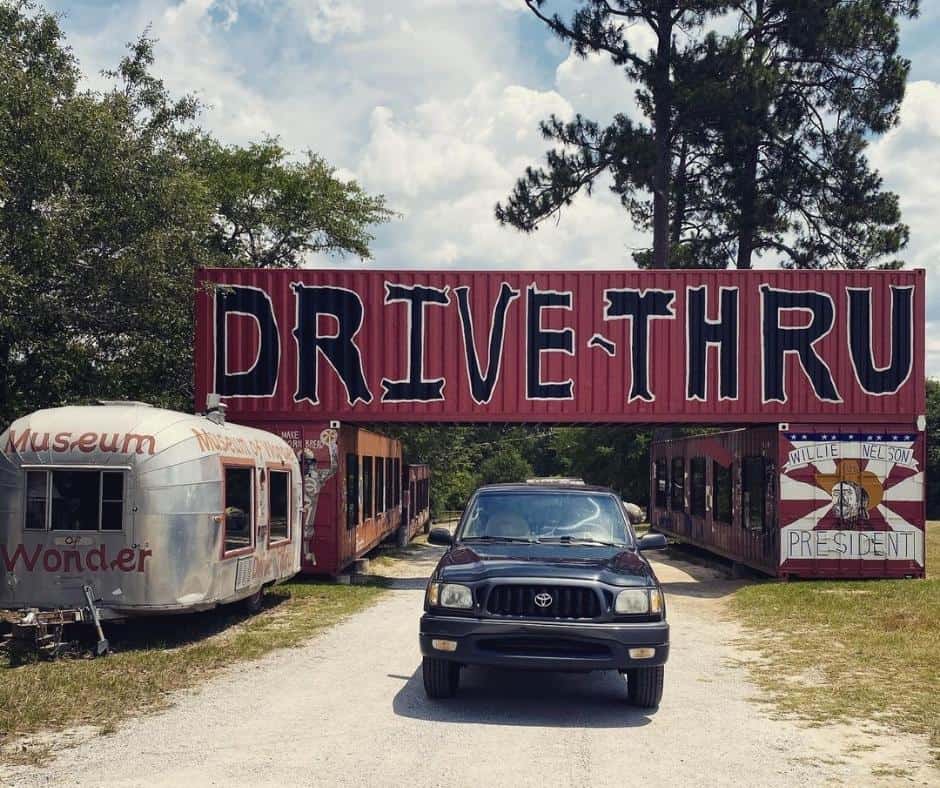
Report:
392,665,654,729
371,576,431,591
658,579,748,600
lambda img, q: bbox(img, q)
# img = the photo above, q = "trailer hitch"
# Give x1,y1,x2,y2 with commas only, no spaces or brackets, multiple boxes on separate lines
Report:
81,584,109,657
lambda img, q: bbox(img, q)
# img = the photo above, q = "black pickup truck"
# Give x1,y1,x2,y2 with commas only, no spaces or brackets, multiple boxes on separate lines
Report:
419,482,669,707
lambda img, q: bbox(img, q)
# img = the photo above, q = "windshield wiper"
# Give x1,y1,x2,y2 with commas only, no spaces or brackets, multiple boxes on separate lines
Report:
460,535,536,544
536,535,626,548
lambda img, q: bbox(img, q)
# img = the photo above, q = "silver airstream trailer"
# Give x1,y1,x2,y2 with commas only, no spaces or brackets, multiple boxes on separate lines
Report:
0,402,303,640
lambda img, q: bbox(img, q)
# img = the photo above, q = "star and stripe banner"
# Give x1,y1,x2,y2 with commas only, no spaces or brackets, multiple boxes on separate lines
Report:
778,432,924,567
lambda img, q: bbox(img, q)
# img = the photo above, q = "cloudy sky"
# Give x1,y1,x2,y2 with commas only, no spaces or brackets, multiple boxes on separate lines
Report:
45,0,940,374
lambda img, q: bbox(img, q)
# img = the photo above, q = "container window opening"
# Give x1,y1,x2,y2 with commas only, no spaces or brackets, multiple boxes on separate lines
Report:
742,456,766,531
690,458,707,517
269,470,290,543
713,461,732,524
375,457,385,515
362,457,374,520
224,466,254,553
346,453,359,529
654,459,668,509
670,457,685,512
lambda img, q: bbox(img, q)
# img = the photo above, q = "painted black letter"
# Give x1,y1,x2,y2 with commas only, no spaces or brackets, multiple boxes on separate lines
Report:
292,284,372,405
604,289,676,402
526,285,575,400
381,283,451,402
761,285,840,403
848,286,914,395
214,286,280,397
455,283,520,405
686,286,738,401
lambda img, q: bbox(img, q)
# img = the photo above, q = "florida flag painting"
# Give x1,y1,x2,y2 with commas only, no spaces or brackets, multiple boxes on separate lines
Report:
779,430,925,575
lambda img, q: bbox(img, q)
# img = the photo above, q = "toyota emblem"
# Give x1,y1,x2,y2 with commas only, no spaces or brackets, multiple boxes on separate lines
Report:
534,592,553,608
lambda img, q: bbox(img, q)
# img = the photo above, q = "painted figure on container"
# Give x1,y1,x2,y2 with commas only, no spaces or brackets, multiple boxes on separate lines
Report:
301,428,339,566
831,481,870,527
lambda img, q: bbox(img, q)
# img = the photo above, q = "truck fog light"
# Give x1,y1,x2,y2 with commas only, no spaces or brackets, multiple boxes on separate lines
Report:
629,647,655,659
432,639,458,652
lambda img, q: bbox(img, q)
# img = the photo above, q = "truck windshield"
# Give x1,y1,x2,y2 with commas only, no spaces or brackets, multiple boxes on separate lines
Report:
459,491,632,546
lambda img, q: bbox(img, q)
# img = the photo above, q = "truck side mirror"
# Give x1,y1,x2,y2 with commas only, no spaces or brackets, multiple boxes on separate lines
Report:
638,533,668,551
428,527,453,547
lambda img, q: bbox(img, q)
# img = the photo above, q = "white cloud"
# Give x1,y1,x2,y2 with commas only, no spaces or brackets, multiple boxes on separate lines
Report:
288,0,365,43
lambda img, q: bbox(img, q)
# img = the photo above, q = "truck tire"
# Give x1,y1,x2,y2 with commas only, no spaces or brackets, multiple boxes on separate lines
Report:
422,656,459,698
626,665,664,708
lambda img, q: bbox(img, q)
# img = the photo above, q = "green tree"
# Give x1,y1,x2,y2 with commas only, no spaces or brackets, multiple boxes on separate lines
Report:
498,0,916,270
551,426,651,505
0,2,392,425
197,138,393,267
926,380,940,519
479,446,534,486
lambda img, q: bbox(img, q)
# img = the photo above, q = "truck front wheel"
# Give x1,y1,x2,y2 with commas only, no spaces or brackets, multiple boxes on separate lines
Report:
422,656,459,698
625,665,664,709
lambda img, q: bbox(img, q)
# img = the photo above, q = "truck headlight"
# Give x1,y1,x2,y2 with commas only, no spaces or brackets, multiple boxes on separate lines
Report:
439,583,473,609
615,589,651,614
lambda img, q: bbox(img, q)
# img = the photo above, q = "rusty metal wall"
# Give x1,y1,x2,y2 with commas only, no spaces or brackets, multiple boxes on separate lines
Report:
195,268,925,424
650,427,780,575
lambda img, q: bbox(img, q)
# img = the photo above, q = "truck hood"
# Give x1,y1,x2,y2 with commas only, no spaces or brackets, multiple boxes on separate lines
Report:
435,542,657,587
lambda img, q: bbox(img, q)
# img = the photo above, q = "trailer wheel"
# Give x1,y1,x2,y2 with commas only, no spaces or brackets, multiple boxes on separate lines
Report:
242,588,264,614
422,656,459,698
625,665,664,709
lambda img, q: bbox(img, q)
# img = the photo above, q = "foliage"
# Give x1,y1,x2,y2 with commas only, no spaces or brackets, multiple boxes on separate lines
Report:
478,446,534,486
196,137,394,267
926,380,940,519
498,0,917,270
0,1,392,425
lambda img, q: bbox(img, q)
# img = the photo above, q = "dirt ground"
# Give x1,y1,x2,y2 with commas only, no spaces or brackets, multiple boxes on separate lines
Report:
4,542,936,787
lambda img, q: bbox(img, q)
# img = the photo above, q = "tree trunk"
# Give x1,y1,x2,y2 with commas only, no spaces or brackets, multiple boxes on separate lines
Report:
736,0,765,270
651,1,673,269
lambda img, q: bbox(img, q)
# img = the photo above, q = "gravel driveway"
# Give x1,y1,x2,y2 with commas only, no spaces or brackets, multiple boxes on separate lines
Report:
6,543,934,787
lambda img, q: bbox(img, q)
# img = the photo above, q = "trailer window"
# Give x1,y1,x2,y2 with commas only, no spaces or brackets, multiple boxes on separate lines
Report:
713,461,732,525
100,472,124,531
269,470,289,543
224,466,254,553
375,456,385,514
654,459,668,509
670,458,685,511
385,457,394,511
689,457,707,517
362,457,374,519
25,470,48,530
26,469,127,532
346,453,359,529
741,456,766,530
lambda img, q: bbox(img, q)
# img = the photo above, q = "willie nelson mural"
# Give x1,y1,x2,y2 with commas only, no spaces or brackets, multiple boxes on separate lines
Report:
779,432,924,564
301,428,339,566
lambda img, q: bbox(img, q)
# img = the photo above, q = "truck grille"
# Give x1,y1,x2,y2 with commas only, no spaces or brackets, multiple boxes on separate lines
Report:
485,585,601,619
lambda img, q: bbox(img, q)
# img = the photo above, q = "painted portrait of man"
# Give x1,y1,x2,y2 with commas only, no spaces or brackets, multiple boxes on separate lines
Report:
831,480,870,527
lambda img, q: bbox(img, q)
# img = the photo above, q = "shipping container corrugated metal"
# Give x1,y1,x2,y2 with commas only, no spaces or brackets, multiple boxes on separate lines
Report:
650,424,925,579
249,421,402,575
195,268,924,424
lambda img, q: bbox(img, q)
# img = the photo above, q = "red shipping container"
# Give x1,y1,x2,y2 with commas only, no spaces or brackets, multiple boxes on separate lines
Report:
650,424,925,579
195,268,925,425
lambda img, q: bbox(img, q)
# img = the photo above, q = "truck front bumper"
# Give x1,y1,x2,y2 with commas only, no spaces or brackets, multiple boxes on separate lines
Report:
420,614,669,672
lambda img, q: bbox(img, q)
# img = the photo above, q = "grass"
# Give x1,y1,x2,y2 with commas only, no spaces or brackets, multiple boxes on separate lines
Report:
0,579,384,763
730,522,940,762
